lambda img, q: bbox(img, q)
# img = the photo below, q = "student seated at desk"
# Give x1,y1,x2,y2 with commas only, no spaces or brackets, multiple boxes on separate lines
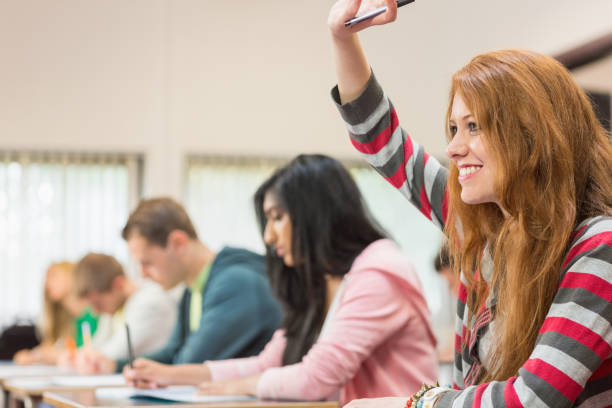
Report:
67,253,177,374
124,155,438,405
327,1,612,406
13,262,98,365
116,197,282,370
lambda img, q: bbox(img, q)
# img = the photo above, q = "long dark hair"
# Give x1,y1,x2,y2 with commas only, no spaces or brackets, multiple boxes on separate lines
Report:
254,154,386,365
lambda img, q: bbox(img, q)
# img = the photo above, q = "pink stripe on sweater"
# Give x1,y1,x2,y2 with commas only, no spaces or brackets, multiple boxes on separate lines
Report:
540,317,612,360
563,231,612,268
560,272,612,303
504,377,523,407
472,383,488,408
590,358,612,381
523,358,583,401
381,142,412,188
349,109,400,155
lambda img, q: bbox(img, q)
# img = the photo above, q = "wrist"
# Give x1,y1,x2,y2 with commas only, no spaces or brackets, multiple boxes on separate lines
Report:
201,363,212,382
244,374,260,396
107,359,117,373
163,365,177,384
330,30,358,45
406,382,445,408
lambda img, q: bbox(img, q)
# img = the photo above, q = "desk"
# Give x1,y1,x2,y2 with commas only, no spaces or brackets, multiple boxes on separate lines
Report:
0,366,72,408
5,376,124,408
44,391,340,408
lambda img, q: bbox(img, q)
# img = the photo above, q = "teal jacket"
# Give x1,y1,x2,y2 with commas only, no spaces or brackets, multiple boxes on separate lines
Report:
117,247,282,369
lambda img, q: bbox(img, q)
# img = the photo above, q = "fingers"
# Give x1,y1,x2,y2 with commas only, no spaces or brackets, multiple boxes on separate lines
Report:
372,0,397,24
384,0,398,20
133,358,151,369
346,0,364,18
198,381,222,395
329,0,364,38
126,378,157,389
126,359,163,387
135,379,158,389
123,366,134,381
329,0,399,39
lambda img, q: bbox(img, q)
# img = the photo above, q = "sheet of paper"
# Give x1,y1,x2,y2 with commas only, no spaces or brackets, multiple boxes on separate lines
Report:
50,374,126,387
0,365,72,378
5,378,53,389
96,386,256,402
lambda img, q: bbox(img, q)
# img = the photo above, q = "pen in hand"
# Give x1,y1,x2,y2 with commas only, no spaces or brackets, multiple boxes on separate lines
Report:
125,323,135,369
344,0,415,27
81,321,92,348
125,323,140,387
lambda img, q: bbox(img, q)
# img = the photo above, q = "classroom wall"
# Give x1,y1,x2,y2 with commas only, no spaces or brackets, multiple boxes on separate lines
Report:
573,54,612,93
1,0,612,198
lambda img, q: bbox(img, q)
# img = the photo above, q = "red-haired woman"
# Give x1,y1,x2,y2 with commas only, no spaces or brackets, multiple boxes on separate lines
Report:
328,1,612,407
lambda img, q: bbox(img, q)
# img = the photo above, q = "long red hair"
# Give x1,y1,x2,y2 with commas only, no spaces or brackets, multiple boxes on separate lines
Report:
444,49,612,381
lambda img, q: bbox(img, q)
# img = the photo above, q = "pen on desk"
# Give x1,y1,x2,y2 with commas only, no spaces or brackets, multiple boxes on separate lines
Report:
344,0,415,27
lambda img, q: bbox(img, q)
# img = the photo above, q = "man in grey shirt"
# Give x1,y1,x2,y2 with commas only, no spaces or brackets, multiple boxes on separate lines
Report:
69,252,177,373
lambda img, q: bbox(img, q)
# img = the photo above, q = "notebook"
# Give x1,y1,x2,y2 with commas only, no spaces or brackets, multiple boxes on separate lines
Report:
96,386,256,403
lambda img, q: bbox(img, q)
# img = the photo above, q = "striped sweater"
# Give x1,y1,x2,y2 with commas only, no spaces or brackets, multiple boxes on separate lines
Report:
331,73,612,408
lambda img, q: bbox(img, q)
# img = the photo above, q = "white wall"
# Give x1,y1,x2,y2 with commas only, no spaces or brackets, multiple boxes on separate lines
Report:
1,0,611,198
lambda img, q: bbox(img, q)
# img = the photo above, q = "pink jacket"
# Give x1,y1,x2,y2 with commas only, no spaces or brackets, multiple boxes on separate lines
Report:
206,239,438,405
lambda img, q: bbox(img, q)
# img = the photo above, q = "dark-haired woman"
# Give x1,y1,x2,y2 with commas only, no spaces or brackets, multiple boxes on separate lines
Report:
124,154,437,405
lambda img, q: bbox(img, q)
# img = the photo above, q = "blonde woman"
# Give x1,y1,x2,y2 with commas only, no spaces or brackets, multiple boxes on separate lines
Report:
13,262,97,365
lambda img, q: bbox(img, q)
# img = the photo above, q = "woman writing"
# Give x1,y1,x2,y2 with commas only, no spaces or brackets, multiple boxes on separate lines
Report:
13,262,98,365
124,154,438,404
328,1,612,407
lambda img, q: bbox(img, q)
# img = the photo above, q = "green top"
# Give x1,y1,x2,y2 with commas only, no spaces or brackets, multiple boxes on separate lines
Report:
189,262,212,332
74,308,98,348
118,246,282,370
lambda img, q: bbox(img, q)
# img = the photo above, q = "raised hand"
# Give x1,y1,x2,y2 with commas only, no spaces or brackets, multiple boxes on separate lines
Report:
328,0,397,40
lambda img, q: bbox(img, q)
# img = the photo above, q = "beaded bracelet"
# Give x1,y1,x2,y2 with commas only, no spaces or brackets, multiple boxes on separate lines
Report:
405,382,442,408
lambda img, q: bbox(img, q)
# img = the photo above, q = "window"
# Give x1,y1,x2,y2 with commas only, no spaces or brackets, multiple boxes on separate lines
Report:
0,151,142,327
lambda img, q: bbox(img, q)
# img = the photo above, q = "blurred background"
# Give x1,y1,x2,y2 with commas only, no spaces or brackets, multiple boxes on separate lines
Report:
0,0,610,371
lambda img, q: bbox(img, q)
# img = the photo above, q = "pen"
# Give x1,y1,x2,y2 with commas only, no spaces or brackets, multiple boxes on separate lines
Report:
344,0,415,27
65,337,77,359
125,323,135,369
125,323,142,388
81,321,92,348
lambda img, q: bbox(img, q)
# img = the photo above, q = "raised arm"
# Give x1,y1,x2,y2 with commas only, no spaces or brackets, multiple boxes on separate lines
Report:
329,0,449,228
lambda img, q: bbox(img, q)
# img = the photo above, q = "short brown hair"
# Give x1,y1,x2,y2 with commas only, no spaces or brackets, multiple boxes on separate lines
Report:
75,253,125,297
121,197,198,247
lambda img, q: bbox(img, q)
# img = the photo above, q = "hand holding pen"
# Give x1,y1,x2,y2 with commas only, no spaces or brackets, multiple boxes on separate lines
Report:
329,0,411,39
345,0,414,27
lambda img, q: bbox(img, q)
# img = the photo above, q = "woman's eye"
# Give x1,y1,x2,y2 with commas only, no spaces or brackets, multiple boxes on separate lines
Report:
449,125,458,135
468,122,480,134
